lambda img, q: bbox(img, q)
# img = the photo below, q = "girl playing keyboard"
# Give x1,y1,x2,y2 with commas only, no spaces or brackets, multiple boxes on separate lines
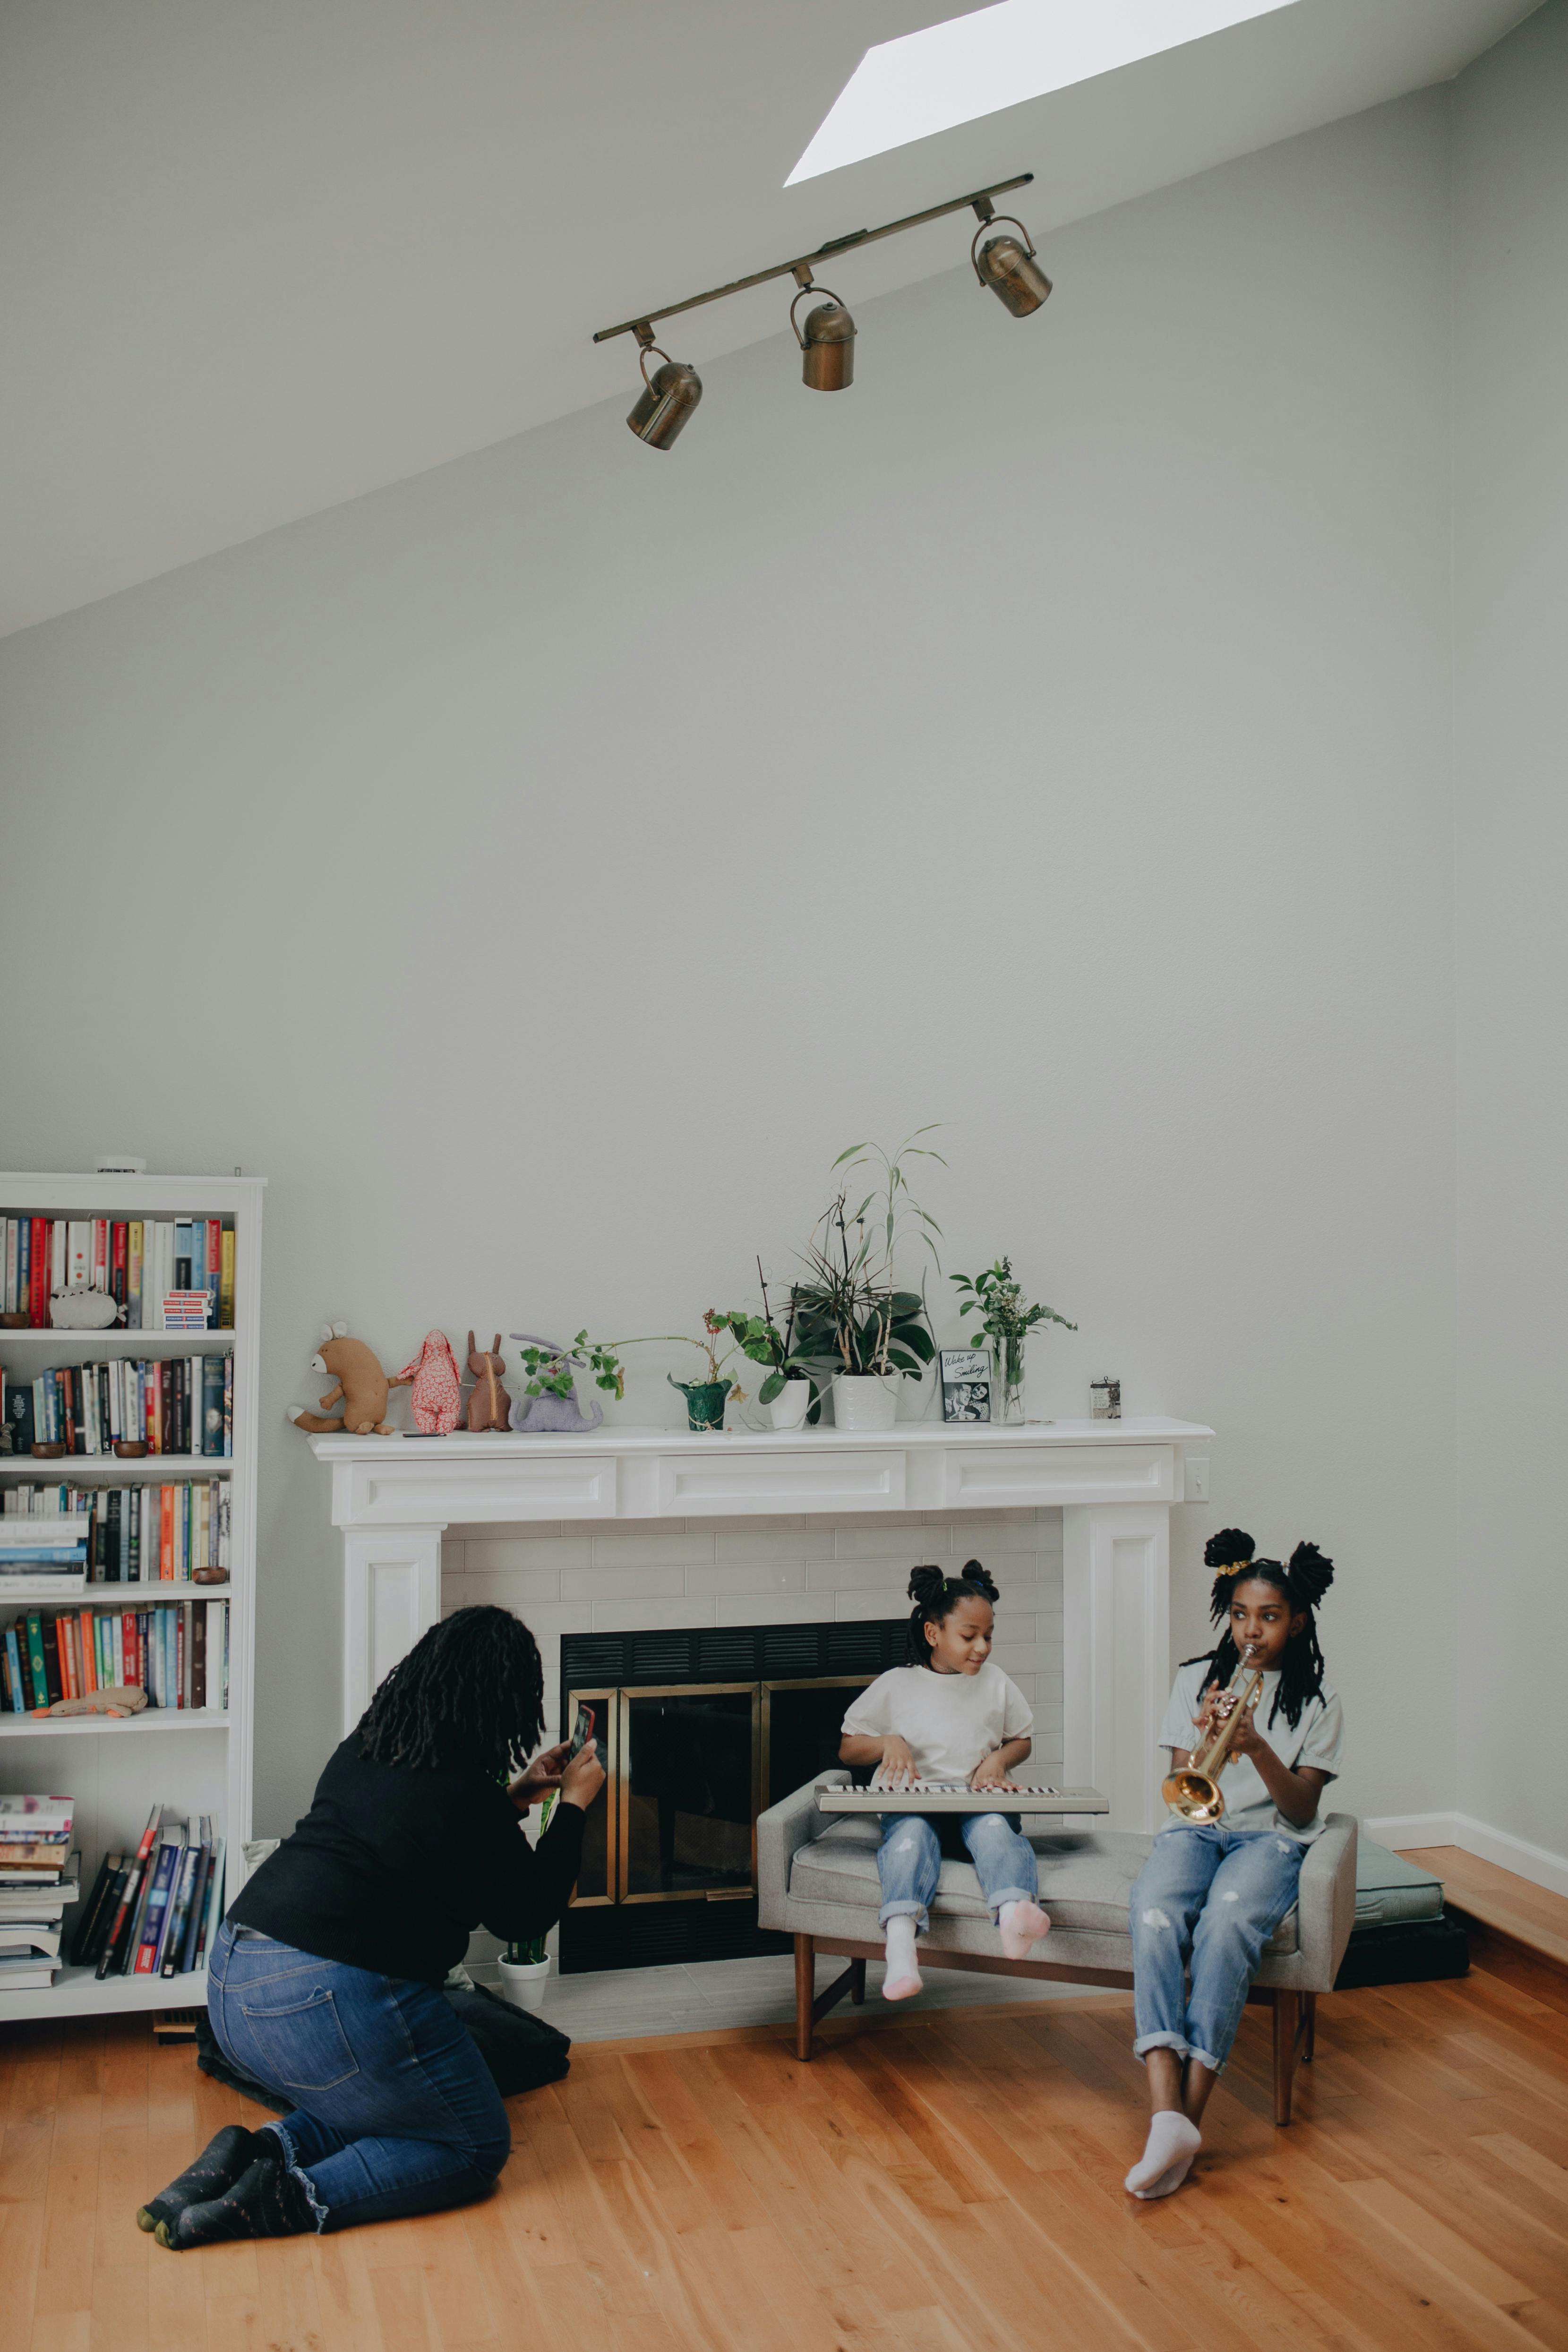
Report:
839,1562,1052,2000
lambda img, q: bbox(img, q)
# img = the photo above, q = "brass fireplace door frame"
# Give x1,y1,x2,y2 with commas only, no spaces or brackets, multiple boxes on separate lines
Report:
615,1682,763,1906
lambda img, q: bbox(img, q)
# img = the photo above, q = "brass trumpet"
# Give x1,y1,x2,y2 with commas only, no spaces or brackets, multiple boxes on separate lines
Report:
1161,1645,1266,1823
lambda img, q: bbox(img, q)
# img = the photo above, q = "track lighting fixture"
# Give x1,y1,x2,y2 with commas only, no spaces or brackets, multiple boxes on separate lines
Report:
625,325,703,450
596,172,1046,447
969,196,1052,317
790,269,855,390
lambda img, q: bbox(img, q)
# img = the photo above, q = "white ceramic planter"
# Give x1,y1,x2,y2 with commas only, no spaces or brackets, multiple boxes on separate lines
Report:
769,1379,812,1430
831,1373,899,1432
496,1955,551,2011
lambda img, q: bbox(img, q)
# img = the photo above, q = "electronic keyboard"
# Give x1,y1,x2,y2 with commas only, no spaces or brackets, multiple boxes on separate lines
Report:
815,1779,1109,1816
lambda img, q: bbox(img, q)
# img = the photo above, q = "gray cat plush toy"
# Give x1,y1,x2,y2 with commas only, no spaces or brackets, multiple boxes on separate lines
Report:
508,1334,605,1434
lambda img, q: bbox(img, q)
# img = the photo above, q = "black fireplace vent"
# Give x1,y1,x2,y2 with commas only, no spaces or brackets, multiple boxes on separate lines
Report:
561,1615,907,1705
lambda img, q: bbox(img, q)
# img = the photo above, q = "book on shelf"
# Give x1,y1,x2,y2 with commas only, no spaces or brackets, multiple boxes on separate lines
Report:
0,1799,73,1985
1,1487,230,1581
0,1599,230,1713
81,1806,223,1981
0,1218,232,1332
4,1356,233,1458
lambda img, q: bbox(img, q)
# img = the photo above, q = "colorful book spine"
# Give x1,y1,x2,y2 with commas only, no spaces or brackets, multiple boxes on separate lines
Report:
219,1228,235,1327
127,1221,143,1328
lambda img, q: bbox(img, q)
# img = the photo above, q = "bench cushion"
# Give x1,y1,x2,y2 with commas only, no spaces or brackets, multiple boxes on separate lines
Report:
787,1821,1299,1956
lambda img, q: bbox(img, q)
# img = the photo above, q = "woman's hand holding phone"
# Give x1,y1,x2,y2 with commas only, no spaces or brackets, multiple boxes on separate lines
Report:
508,1739,571,1810
559,1737,607,1812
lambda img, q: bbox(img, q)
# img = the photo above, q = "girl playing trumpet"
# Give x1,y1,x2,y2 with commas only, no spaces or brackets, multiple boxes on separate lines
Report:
1124,1530,1342,2198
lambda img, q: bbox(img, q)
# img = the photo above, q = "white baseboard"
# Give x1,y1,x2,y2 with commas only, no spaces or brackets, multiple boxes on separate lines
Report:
1364,1811,1568,1903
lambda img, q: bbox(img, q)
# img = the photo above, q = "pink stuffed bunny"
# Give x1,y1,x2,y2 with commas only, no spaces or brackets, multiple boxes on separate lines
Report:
390,1330,462,1435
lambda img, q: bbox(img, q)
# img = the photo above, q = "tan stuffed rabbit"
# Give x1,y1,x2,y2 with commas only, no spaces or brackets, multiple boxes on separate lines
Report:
465,1332,510,1433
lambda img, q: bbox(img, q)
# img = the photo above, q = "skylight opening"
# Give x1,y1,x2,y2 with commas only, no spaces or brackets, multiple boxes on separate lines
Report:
786,0,1300,185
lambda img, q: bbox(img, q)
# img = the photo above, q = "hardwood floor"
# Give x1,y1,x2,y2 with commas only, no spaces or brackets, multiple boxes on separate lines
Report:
3,1943,1568,2352
1402,1846,1568,1975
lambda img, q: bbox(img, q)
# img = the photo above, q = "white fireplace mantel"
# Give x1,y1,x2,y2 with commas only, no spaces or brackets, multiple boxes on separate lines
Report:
308,1416,1213,1833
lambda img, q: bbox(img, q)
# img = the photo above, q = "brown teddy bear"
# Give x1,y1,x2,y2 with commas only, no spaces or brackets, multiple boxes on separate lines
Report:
287,1324,396,1436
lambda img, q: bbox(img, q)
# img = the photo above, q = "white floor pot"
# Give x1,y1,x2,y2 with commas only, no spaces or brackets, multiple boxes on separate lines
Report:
831,1373,899,1432
769,1380,813,1430
496,1956,551,2011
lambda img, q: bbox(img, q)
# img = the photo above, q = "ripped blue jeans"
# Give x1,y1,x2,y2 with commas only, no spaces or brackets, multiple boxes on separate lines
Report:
1129,1823,1304,2072
876,1811,1037,1931
207,1920,511,2230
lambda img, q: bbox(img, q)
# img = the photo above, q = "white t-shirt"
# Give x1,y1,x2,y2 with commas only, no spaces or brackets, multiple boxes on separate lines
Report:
841,1663,1034,1783
1158,1657,1344,1844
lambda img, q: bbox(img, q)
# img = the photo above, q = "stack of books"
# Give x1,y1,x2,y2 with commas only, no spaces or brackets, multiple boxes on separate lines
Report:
2,1489,230,1581
2,1596,230,1712
0,1517,87,1595
5,1356,233,1456
0,1794,77,1990
73,1807,224,1980
1,1217,234,1330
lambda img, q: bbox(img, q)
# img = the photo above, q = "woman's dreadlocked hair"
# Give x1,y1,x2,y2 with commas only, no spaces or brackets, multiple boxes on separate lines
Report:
359,1604,545,1777
905,1559,1001,1668
1179,1528,1335,1730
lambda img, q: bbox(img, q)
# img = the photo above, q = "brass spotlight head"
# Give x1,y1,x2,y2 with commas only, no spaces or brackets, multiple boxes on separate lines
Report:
970,207,1052,318
790,280,855,391
626,330,703,449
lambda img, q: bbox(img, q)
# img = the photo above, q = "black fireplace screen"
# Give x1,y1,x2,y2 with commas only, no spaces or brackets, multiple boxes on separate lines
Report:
556,1618,908,1973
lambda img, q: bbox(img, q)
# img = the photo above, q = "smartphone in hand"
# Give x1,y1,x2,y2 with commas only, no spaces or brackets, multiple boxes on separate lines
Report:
568,1702,595,1760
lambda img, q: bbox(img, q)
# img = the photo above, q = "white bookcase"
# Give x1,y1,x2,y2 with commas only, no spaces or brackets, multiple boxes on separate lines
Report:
0,1172,262,2020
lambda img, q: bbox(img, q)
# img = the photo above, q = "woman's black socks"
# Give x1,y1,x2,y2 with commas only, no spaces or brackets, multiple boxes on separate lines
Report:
155,2151,316,2249
137,2124,268,2235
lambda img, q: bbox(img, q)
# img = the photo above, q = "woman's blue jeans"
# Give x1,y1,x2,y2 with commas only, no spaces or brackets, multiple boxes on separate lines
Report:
1129,1823,1304,2073
207,1920,511,2231
876,1810,1037,1931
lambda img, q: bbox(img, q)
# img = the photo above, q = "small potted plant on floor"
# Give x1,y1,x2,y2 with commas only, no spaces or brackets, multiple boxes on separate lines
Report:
497,1934,551,2010
950,1256,1076,1423
791,1131,942,1431
712,1265,818,1429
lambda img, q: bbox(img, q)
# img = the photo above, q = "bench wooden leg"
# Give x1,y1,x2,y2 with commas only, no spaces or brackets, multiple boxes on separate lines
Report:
1272,1989,1299,2125
795,1935,815,2061
850,1958,867,2006
1301,1990,1316,2063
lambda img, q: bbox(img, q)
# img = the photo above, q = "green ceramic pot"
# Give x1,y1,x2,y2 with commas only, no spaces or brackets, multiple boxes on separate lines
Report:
668,1374,731,1432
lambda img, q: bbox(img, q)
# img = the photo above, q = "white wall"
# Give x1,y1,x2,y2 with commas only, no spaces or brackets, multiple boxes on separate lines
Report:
1451,0,1568,1885
0,93,1458,1841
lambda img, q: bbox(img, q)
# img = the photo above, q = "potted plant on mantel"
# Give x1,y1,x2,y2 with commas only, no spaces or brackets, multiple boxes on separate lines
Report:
712,1264,820,1430
950,1256,1077,1424
791,1131,943,1432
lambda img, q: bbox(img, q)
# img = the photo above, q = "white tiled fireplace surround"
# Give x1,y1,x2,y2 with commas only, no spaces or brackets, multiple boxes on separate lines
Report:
438,1506,1068,1767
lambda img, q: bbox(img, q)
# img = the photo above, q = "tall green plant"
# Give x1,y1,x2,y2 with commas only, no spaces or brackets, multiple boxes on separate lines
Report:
792,1128,945,1380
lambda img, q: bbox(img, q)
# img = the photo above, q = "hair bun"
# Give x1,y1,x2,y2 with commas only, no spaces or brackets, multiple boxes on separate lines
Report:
908,1563,947,1607
1285,1541,1334,1608
959,1558,999,1603
1204,1528,1255,1569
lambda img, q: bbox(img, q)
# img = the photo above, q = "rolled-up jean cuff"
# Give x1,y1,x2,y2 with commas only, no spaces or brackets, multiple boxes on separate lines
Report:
1133,2032,1191,2060
261,2121,329,2231
987,1886,1033,1918
879,1900,928,1930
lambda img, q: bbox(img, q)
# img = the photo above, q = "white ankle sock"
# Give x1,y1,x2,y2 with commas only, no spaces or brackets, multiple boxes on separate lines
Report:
883,1916,922,2001
997,1899,1051,1959
1123,2111,1200,2198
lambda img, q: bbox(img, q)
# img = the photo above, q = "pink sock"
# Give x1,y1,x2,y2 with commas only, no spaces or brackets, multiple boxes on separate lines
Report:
998,1899,1051,1959
882,1916,922,2001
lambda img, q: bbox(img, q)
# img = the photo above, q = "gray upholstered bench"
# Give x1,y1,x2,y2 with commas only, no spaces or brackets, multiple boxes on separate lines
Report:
756,1773,1357,2123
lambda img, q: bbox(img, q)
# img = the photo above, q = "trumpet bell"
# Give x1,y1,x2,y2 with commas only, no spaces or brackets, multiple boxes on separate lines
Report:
1161,1768,1226,1824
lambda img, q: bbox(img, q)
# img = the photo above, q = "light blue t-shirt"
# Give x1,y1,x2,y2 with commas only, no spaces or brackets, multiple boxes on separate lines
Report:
1158,1658,1344,1843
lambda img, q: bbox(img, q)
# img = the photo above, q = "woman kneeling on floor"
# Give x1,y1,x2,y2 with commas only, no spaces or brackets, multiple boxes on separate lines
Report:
138,1604,605,2248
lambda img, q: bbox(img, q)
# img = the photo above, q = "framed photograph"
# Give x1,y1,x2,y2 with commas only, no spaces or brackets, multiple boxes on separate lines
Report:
939,1347,993,1424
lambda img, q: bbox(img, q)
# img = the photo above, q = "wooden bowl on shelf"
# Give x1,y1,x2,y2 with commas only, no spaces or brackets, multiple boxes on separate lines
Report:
0,1311,29,1328
30,1441,66,1457
113,1440,148,1458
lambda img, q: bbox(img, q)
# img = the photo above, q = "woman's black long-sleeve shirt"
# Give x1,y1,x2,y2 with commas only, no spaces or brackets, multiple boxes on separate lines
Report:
228,1735,586,1985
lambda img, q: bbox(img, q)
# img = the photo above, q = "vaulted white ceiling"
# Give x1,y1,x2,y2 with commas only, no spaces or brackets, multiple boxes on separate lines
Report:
0,0,1537,638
